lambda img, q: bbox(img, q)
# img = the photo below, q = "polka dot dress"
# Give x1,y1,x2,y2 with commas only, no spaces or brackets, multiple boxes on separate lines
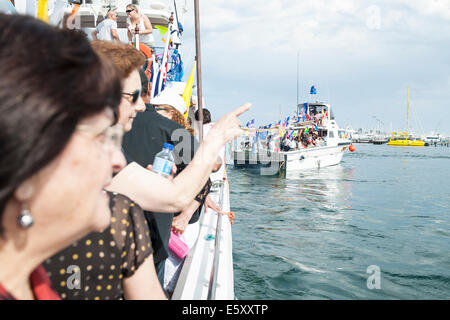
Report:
44,192,153,300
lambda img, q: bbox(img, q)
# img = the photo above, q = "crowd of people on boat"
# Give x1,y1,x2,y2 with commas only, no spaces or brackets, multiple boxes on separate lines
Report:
263,128,326,152
0,12,250,300
279,128,326,151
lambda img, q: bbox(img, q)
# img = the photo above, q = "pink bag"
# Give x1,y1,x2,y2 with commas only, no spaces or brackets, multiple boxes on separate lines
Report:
169,231,189,259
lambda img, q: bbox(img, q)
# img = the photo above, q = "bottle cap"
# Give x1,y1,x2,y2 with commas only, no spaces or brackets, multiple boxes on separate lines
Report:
163,143,174,151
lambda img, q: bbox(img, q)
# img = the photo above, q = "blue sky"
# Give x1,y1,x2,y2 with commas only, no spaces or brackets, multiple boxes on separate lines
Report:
178,0,450,136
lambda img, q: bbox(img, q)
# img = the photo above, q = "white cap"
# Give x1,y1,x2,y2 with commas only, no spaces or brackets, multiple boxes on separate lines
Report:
151,87,187,114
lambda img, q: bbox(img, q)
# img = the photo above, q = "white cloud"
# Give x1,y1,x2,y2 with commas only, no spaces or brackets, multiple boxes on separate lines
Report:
180,0,450,134
398,0,450,21
194,0,449,53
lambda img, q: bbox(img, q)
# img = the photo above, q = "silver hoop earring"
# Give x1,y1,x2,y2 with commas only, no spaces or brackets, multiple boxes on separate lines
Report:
18,204,34,229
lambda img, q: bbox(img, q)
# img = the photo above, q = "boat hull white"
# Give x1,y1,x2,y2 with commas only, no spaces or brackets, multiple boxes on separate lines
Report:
233,143,350,176
283,144,349,173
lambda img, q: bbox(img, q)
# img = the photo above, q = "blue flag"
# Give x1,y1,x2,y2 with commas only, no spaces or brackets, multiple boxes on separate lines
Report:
286,116,290,124
302,103,308,121
310,85,317,95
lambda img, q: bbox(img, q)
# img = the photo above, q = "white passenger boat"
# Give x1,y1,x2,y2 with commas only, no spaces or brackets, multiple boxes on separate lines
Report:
232,101,352,176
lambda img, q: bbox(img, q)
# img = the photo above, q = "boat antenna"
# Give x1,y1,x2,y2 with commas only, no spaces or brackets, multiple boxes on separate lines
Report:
194,0,204,141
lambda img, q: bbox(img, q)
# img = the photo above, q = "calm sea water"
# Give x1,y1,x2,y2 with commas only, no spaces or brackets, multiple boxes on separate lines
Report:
228,144,450,299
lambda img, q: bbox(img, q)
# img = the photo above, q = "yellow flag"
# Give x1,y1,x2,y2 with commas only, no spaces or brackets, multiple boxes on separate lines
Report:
182,61,196,119
37,0,49,22
154,25,168,36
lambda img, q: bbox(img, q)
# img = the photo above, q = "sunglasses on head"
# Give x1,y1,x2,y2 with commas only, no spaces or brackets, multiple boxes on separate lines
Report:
122,89,141,104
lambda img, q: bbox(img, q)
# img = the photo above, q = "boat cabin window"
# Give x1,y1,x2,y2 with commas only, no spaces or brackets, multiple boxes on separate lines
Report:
318,129,327,138
328,131,335,138
309,105,327,116
391,137,406,141
338,130,346,139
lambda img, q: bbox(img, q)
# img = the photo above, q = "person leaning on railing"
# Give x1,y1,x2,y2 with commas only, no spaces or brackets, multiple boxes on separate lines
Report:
0,13,124,300
45,41,166,300
85,42,251,297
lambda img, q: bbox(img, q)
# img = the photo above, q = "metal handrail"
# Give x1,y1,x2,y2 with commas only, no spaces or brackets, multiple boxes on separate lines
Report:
207,180,224,300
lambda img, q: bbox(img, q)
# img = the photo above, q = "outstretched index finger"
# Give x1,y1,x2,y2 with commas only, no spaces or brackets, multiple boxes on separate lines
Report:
230,103,251,117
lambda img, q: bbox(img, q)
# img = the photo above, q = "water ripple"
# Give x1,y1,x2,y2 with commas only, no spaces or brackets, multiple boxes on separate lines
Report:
230,144,450,299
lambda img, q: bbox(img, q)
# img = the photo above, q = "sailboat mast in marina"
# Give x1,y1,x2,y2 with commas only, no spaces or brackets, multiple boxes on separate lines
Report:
387,87,426,147
406,87,409,136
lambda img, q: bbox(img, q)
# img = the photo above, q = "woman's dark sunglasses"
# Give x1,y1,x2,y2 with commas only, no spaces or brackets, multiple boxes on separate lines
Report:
126,9,134,13
122,90,141,103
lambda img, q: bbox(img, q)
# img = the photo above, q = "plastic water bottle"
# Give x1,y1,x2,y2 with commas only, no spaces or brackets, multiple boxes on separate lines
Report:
152,143,174,177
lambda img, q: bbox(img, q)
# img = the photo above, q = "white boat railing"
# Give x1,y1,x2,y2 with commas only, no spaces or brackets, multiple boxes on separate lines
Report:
207,180,224,300
171,172,234,300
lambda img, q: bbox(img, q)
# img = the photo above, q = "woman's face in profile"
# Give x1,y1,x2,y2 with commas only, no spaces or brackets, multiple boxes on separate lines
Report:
24,109,125,247
118,69,146,132
126,7,139,19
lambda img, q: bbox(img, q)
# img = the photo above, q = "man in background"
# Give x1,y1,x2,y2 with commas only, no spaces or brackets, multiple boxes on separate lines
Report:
91,7,120,42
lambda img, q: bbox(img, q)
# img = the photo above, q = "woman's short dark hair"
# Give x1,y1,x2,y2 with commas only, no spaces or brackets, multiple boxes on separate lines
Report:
195,108,211,124
0,14,122,235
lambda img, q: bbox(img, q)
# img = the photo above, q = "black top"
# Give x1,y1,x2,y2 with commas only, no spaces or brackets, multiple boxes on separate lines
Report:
45,192,153,300
122,105,194,167
122,104,208,264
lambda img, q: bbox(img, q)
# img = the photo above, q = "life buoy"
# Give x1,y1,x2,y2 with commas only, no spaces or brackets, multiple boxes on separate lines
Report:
138,43,153,81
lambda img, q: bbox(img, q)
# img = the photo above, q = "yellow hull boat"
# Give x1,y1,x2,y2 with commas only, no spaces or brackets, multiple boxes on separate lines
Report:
388,88,426,147
387,138,425,147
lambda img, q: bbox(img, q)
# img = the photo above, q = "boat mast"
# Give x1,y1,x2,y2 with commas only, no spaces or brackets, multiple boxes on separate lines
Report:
406,87,410,136
296,50,299,108
194,0,204,142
